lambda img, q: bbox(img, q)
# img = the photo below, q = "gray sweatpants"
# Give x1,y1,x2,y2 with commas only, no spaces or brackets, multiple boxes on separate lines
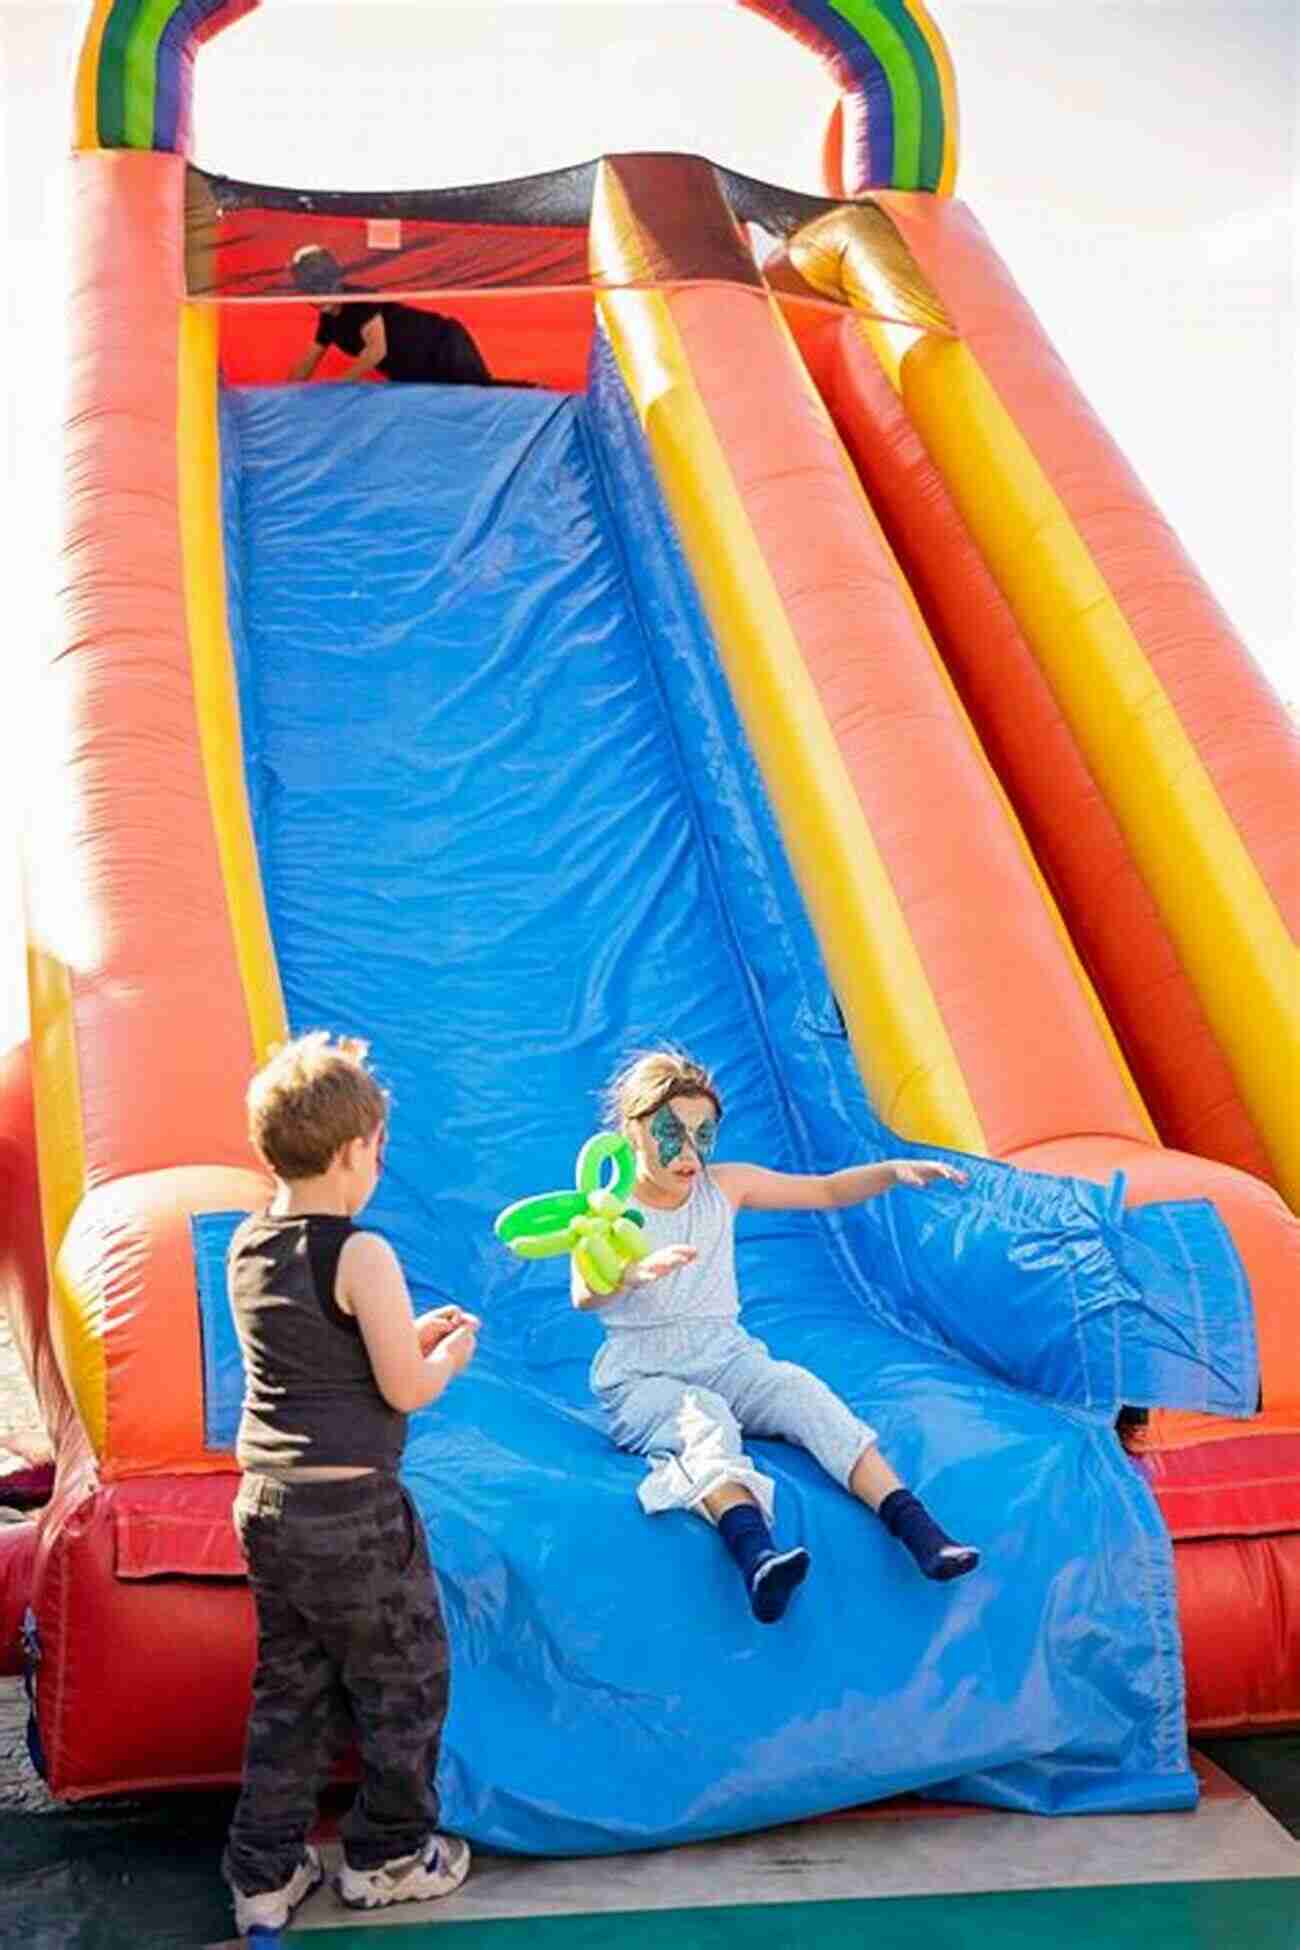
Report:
594,1323,877,1522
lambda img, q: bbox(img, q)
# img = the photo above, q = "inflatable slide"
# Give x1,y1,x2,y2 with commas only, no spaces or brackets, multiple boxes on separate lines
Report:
1,0,1296,1838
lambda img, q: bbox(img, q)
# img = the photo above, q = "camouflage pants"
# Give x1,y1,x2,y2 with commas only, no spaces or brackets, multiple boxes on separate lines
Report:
223,1469,450,1896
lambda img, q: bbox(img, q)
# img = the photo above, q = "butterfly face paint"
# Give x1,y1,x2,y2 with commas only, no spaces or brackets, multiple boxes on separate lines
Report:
649,1106,717,1167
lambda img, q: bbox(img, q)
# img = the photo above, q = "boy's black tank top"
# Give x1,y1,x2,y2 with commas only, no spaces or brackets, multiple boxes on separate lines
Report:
228,1213,405,1472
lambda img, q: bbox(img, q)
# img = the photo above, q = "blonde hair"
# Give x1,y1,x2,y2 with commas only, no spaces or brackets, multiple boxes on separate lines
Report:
247,1033,388,1179
604,1048,722,1132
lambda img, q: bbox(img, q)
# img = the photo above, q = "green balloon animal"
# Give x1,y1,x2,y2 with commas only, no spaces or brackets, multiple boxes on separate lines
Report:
494,1134,650,1295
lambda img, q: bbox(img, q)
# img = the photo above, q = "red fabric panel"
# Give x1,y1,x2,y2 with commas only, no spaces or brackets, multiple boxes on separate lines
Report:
1141,1435,1300,1540
1175,1533,1300,1731
219,290,595,393
32,1470,253,1796
191,204,591,299
0,1521,39,1678
114,1500,246,1580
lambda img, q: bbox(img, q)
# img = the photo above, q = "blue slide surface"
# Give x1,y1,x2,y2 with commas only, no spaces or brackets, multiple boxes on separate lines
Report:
213,344,1257,1851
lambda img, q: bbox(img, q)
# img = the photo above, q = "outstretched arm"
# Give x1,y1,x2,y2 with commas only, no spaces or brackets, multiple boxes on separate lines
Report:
712,1159,967,1211
288,342,327,382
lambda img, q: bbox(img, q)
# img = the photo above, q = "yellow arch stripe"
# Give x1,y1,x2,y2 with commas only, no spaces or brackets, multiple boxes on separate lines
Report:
177,304,288,1063
73,0,114,150
592,174,984,1150
903,334,1300,1204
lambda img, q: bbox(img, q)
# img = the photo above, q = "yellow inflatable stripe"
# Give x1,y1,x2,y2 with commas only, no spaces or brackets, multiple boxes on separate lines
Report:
25,943,86,1266
51,1256,108,1460
766,300,1155,1142
904,334,1300,1203
73,0,114,150
593,292,984,1143
177,305,288,1063
25,940,105,1452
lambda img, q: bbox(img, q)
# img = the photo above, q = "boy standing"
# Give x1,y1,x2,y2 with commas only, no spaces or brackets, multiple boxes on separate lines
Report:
222,1033,477,1935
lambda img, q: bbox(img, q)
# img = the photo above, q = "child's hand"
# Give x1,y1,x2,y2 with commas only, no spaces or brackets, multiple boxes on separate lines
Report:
415,1305,481,1355
625,1244,698,1288
425,1322,478,1383
890,1159,969,1190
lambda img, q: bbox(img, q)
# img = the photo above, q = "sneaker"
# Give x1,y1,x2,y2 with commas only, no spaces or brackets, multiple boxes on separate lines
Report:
337,1832,471,1910
231,1845,324,1934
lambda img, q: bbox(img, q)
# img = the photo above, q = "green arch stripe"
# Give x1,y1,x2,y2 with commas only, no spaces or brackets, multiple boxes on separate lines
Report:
96,0,152,151
123,0,188,149
828,0,921,188
872,0,947,189
828,0,945,190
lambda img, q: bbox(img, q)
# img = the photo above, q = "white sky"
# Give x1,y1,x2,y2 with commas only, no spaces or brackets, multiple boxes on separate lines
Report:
1,0,1296,1050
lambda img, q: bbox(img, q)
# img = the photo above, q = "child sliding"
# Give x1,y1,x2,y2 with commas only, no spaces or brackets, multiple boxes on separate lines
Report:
573,1050,979,1624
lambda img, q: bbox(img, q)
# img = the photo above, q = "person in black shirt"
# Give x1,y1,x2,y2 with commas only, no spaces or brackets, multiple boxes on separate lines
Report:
222,1032,479,1933
288,245,491,386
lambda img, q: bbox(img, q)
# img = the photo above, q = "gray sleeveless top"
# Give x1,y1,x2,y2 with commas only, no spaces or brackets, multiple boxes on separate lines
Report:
597,1170,739,1331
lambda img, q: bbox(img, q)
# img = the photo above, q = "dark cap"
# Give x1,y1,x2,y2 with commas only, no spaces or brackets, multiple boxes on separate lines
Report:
290,246,343,295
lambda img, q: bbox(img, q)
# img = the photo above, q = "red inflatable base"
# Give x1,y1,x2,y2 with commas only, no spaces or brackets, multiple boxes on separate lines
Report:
1145,1434,1300,1732
30,1466,253,1798
1174,1532,1300,1731
20,1452,1300,1796
0,1518,39,1678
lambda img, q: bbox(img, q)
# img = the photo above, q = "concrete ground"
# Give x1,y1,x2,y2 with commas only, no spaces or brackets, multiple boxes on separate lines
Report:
269,1755,1299,1940
187,1753,1300,1948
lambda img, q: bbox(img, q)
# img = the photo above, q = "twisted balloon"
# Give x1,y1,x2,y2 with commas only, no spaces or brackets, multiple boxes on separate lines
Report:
494,1135,650,1294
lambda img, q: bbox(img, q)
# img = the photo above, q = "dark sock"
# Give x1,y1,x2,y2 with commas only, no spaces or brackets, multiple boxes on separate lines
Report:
718,1505,811,1623
878,1488,979,1582
718,1503,774,1581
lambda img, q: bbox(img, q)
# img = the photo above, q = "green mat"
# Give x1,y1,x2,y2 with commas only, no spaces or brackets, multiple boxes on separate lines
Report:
212,1880,1300,1950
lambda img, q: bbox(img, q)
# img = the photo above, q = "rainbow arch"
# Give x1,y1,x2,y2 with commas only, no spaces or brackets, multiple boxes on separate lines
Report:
73,0,958,193
741,0,957,192
74,0,259,157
